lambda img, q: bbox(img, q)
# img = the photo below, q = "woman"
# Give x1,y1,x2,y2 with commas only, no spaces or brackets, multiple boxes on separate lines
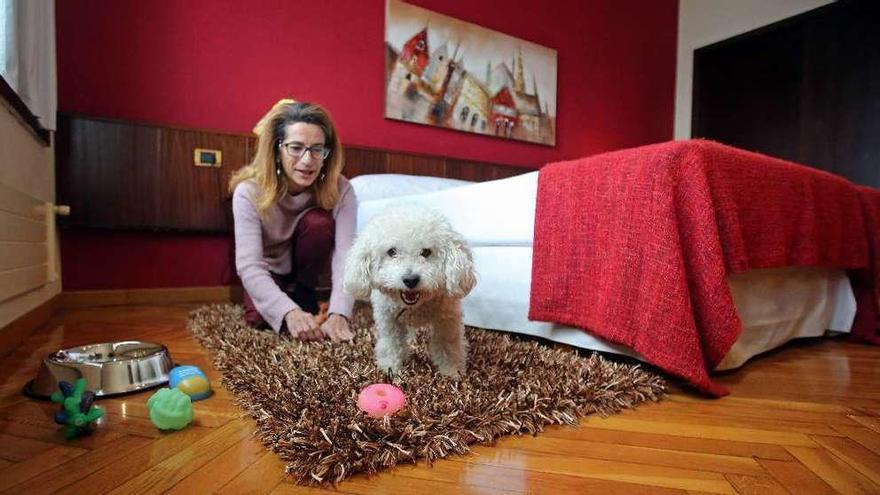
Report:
229,99,355,342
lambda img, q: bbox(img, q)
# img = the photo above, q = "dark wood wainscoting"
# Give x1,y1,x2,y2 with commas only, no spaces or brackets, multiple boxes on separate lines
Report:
55,114,532,233
55,116,248,232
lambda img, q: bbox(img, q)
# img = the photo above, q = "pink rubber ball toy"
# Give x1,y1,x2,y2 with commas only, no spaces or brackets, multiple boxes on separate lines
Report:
357,384,406,418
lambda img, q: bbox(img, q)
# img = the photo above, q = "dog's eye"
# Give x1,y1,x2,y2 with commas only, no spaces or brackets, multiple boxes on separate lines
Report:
420,248,432,258
387,247,397,257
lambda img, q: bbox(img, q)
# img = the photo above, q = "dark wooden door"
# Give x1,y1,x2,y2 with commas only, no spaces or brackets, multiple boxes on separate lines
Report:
693,0,880,188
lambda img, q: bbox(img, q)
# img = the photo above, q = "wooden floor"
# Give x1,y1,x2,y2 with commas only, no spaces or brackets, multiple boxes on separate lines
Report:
1,304,879,494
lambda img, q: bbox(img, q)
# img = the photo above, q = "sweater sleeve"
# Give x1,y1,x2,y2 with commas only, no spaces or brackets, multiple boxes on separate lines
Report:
328,181,358,318
232,184,297,332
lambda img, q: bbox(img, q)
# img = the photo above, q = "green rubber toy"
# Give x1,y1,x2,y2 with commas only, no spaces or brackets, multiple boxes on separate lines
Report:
51,377,104,439
147,388,193,430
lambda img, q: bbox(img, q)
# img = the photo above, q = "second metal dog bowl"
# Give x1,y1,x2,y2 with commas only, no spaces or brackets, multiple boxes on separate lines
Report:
25,341,174,399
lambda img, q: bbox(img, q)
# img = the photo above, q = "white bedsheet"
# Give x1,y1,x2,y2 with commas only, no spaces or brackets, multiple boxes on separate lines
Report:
463,246,855,371
355,173,858,370
357,172,538,246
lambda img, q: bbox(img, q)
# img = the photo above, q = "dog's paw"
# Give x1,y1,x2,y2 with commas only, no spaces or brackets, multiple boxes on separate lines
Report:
435,363,465,379
376,358,402,377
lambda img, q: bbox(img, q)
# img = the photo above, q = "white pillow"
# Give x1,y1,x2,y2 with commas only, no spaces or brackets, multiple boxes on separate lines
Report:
349,174,473,202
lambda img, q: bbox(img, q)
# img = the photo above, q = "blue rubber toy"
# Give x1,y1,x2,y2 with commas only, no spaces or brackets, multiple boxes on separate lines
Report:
168,365,212,401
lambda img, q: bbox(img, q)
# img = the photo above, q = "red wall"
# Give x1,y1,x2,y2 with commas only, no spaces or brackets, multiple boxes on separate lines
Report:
60,231,235,290
56,0,678,290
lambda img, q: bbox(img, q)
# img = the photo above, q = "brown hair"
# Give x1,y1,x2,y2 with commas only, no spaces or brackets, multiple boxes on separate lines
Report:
229,99,344,214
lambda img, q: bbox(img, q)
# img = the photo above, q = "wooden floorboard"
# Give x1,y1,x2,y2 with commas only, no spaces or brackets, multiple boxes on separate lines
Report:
0,303,877,494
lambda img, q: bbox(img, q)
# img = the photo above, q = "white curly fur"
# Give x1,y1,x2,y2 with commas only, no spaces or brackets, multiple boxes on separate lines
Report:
344,205,476,378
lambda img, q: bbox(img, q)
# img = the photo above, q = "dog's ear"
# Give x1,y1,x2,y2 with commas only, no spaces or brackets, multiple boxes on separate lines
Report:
442,233,476,298
343,235,375,300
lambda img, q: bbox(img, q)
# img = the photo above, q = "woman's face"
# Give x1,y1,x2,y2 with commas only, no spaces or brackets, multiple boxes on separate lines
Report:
278,122,328,194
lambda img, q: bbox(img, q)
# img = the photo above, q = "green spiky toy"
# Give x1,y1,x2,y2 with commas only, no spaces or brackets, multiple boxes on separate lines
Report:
50,378,104,439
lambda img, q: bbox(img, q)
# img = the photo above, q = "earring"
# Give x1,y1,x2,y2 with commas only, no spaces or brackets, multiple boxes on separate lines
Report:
319,172,326,181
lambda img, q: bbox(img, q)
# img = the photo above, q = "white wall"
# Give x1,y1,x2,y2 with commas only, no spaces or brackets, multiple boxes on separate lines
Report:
674,0,835,139
0,99,60,333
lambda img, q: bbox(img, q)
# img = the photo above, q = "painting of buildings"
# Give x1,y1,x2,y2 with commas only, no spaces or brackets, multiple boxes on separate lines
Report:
385,0,557,146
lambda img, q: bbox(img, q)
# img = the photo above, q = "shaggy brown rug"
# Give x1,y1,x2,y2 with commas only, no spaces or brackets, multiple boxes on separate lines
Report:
188,304,665,484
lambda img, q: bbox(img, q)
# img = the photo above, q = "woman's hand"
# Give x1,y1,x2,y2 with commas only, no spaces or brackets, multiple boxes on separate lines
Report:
321,313,354,342
284,309,324,341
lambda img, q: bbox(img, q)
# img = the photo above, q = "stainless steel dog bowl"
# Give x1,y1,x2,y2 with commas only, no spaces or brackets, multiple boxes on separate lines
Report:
25,341,173,399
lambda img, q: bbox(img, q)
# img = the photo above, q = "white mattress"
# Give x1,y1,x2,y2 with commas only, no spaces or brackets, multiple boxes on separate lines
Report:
355,172,857,370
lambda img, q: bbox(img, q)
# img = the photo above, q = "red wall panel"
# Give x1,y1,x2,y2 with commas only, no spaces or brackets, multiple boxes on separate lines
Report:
60,231,235,290
56,0,678,290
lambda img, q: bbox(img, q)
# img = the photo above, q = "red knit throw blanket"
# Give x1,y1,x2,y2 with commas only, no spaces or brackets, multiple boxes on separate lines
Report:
529,140,879,396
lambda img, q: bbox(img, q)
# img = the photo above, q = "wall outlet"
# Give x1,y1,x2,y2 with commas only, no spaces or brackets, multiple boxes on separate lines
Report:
194,148,222,167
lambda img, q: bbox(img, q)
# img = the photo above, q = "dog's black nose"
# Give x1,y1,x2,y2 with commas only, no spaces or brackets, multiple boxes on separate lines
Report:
402,274,420,289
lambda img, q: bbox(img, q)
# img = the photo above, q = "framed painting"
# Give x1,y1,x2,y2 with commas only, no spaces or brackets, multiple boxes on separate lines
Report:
385,0,557,146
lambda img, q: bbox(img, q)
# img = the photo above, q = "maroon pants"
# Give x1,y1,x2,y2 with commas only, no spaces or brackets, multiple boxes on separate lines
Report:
243,208,335,329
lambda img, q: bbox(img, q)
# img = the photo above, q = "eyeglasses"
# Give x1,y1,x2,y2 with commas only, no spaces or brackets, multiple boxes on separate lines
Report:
280,142,330,160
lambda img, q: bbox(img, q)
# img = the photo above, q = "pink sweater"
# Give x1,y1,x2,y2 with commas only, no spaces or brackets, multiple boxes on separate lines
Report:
232,177,357,331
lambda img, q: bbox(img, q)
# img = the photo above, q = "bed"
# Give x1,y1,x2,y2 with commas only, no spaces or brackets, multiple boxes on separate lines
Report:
350,140,879,396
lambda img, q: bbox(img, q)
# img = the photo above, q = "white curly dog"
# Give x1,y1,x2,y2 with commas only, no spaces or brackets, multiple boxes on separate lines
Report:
344,206,476,378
